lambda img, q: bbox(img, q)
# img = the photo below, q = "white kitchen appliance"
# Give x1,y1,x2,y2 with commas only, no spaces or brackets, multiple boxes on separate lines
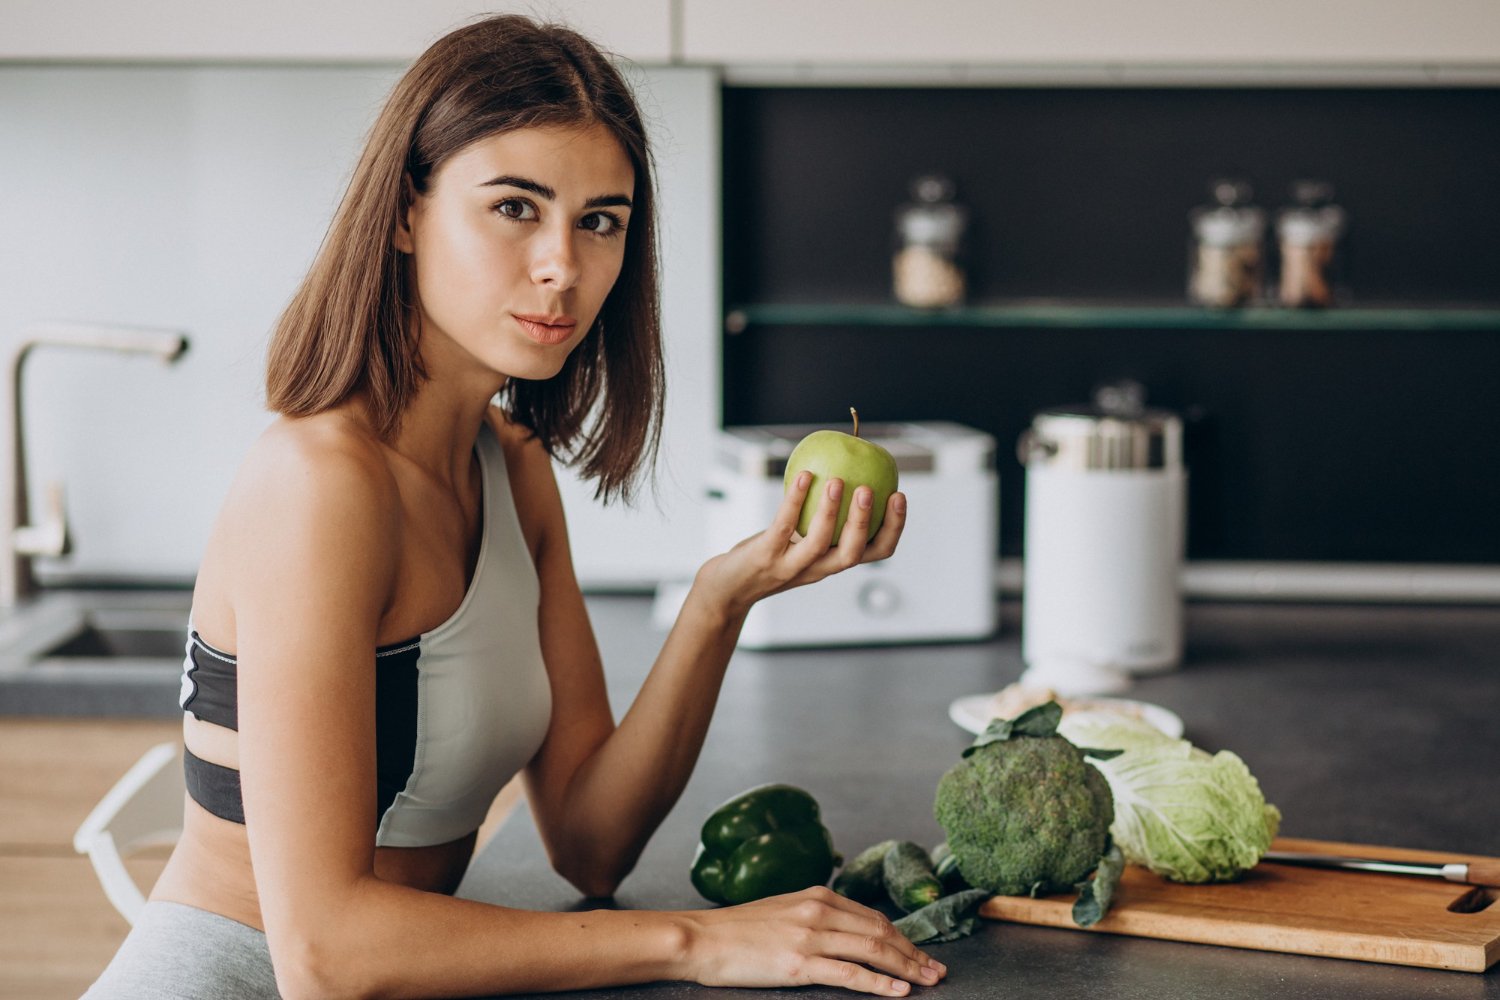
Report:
686,421,998,649
1019,389,1186,690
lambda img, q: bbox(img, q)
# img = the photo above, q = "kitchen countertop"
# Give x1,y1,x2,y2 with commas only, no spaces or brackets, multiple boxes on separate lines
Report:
460,596,1500,999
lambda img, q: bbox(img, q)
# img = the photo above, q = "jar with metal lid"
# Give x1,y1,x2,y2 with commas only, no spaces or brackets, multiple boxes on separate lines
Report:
1276,179,1345,308
1018,382,1186,690
893,174,968,309
1188,179,1265,308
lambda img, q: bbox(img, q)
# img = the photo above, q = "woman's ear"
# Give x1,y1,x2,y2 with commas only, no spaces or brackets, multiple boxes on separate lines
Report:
393,174,417,254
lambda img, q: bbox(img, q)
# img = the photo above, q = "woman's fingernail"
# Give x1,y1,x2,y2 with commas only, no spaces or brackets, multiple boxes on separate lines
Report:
798,471,812,490
891,982,909,995
893,494,907,515
827,478,843,499
857,487,873,509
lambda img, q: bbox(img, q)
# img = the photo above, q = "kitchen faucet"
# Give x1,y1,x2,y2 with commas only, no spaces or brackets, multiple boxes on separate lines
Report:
2,322,190,610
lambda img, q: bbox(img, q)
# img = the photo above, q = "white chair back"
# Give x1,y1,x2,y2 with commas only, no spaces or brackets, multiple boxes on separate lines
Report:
72,741,184,925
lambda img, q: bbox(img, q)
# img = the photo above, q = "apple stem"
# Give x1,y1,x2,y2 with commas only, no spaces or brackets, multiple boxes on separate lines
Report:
850,406,861,439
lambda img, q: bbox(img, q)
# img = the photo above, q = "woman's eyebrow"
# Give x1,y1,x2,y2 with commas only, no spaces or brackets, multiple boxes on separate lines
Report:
480,174,555,198
585,193,633,210
480,174,632,210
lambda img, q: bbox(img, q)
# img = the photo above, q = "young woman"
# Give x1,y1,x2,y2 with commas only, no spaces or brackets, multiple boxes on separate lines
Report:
85,14,935,1000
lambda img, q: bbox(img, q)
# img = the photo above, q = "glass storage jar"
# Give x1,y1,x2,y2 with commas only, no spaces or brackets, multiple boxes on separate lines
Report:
1187,179,1265,308
893,174,968,309
1276,180,1345,308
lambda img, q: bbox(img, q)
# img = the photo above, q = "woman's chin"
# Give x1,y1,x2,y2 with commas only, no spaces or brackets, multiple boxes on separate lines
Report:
496,351,571,383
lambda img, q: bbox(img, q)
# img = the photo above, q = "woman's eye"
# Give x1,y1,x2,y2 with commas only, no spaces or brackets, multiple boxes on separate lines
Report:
494,199,537,221
580,212,626,238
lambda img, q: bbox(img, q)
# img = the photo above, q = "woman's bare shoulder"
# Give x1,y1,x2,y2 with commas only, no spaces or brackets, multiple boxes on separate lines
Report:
208,416,400,575
237,414,395,507
194,413,402,642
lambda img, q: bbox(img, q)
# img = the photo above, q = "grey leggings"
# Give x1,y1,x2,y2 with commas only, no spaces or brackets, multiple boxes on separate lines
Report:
84,900,281,999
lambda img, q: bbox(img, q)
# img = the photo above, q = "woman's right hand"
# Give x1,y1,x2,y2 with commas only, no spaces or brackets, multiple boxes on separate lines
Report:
692,472,908,621
675,886,947,996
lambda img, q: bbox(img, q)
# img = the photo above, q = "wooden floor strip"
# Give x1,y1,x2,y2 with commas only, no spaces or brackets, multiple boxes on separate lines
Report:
0,716,526,999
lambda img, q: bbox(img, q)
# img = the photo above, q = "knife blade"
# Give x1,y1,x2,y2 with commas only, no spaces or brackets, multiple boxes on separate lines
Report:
1262,851,1500,887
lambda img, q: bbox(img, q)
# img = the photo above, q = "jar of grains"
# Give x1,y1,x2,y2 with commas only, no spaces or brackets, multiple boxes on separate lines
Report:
1187,179,1265,308
893,174,968,309
1276,180,1345,308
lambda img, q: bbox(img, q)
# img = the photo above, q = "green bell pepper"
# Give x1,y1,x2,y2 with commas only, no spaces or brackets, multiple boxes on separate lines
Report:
690,783,841,905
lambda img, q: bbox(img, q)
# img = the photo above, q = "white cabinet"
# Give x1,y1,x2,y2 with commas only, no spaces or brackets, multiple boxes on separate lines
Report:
0,0,673,63
683,0,1500,67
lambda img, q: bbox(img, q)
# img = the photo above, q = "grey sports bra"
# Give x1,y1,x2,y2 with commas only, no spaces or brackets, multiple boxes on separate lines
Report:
178,420,553,848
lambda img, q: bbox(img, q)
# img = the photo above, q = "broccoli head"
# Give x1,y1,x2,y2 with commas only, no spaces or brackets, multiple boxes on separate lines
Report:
934,702,1115,897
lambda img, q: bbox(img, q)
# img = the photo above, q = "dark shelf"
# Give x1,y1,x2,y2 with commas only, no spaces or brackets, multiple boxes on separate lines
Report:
726,302,1500,332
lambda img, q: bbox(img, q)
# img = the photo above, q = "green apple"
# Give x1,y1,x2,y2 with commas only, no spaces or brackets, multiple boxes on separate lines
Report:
783,408,899,543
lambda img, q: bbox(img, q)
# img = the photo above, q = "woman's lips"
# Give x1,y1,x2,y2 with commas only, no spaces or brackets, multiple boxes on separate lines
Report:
513,313,578,346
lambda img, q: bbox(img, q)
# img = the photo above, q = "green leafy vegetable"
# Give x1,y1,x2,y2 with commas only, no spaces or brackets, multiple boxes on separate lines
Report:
1071,841,1125,927
1057,714,1282,884
963,700,1064,756
893,888,992,944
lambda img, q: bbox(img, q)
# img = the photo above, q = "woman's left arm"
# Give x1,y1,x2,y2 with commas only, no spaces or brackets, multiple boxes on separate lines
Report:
505,423,905,898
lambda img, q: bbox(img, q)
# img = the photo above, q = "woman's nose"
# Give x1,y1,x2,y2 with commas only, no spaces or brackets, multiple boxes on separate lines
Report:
529,229,581,290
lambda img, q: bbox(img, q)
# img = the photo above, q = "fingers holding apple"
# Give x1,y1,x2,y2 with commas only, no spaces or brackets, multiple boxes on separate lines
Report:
853,484,907,564
820,482,907,572
774,468,842,553
783,409,900,545
772,469,815,543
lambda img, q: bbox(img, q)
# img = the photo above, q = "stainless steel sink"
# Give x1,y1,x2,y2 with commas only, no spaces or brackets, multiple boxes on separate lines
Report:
0,590,192,717
36,612,188,661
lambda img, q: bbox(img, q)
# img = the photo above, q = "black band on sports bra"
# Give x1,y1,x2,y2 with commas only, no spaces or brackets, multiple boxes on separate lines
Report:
183,746,246,825
181,633,240,731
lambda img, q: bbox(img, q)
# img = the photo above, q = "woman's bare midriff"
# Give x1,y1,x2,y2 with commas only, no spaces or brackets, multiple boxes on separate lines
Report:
150,714,479,931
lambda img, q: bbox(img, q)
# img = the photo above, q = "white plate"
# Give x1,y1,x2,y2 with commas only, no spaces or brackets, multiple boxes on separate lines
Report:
947,693,1185,740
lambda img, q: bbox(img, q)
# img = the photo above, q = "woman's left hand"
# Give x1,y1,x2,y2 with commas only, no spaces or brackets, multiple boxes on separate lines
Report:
693,471,907,619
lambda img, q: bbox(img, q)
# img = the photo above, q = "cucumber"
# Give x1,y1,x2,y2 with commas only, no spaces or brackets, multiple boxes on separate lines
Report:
883,841,943,913
833,839,897,902
931,841,970,893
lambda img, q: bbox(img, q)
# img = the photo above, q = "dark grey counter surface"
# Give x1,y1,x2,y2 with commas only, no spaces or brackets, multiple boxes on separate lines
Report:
458,597,1500,999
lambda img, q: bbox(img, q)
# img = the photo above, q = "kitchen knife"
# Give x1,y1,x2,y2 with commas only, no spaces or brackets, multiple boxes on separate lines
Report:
1263,851,1500,887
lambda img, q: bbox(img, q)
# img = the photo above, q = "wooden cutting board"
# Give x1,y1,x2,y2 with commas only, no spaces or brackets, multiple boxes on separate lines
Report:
979,837,1500,972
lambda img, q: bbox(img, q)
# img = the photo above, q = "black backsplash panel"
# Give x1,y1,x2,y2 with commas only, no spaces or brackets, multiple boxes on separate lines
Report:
719,86,1500,564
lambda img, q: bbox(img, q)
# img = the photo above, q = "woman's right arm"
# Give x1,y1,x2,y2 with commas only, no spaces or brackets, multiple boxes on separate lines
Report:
227,430,936,1000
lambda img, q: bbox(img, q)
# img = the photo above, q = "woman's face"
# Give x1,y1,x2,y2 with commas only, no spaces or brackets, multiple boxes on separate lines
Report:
396,123,635,383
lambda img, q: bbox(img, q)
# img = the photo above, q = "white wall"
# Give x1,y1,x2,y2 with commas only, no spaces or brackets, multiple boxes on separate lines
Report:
0,62,716,589
7,0,1496,68
683,0,1500,66
552,65,719,589
0,0,673,62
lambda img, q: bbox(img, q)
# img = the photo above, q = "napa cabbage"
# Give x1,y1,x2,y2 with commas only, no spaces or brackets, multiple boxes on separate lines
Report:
1057,712,1281,884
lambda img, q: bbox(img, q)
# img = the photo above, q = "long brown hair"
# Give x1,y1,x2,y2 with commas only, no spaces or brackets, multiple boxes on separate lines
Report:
265,14,663,504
